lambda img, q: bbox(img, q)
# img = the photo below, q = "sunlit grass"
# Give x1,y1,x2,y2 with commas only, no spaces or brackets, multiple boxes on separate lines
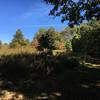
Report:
84,62,100,68
0,45,36,56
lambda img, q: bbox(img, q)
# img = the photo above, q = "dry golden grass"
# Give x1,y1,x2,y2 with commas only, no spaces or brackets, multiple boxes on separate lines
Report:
84,62,100,68
0,45,36,55
0,90,24,100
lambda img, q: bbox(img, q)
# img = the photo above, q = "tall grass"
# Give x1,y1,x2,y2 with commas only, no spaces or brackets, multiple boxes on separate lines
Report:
0,47,99,99
0,45,36,55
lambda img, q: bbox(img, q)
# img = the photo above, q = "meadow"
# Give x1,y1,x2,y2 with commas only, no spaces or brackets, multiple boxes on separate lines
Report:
0,0,100,99
0,45,36,56
0,46,100,100
0,21,100,100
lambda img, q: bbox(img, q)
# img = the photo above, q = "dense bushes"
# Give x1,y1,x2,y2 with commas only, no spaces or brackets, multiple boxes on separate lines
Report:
0,53,81,82
32,27,66,51
72,20,100,58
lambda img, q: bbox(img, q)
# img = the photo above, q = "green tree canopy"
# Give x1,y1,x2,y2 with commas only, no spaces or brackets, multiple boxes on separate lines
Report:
0,40,2,48
34,28,46,39
33,27,66,51
31,28,46,48
44,0,100,26
10,29,30,48
72,20,100,58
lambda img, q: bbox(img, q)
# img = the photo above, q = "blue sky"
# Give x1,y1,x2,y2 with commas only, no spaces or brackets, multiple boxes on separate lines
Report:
0,0,67,43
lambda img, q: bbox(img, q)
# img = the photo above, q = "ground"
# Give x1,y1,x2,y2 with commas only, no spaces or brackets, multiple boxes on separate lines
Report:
0,63,100,100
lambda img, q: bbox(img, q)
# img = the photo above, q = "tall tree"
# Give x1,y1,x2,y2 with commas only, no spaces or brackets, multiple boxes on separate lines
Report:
72,20,100,58
10,29,30,48
31,28,46,48
0,40,2,48
33,27,66,51
34,28,46,39
44,0,100,26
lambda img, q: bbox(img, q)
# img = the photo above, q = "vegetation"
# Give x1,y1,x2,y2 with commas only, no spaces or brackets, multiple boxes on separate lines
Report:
10,29,30,48
0,1,100,97
44,0,100,26
0,40,2,48
0,45,36,55
0,52,100,99
33,27,66,51
72,20,100,58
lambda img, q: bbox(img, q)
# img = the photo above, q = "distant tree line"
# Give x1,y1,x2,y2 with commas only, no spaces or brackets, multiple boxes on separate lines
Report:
0,20,100,58
32,27,70,51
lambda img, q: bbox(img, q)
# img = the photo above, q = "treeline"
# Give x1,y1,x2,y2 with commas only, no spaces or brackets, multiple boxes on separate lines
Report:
0,20,100,99
0,27,72,52
0,20,100,58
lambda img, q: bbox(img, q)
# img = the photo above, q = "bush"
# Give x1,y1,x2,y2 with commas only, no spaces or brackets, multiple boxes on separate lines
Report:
0,53,81,81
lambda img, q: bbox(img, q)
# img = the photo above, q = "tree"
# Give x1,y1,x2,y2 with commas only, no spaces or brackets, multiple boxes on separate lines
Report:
44,0,100,26
65,40,72,52
34,28,46,39
31,38,40,49
0,40,2,48
31,28,46,48
33,27,66,51
10,29,30,48
72,20,100,58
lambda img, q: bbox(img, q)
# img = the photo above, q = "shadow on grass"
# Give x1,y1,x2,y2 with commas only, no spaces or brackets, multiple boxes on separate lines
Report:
0,53,100,99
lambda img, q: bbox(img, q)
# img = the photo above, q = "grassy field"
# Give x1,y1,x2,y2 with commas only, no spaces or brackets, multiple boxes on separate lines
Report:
0,46,36,55
0,46,100,100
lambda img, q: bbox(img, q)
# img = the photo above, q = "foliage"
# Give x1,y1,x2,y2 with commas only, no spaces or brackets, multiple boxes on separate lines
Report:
31,39,39,49
72,20,100,58
0,40,2,48
61,27,77,40
10,29,30,48
31,28,46,49
34,28,46,39
60,27,77,52
65,40,72,52
0,53,88,99
44,0,100,26
0,53,81,81
33,27,66,51
86,26,100,58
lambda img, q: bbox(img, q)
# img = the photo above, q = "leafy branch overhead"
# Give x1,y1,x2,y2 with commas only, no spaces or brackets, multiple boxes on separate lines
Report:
44,0,100,26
